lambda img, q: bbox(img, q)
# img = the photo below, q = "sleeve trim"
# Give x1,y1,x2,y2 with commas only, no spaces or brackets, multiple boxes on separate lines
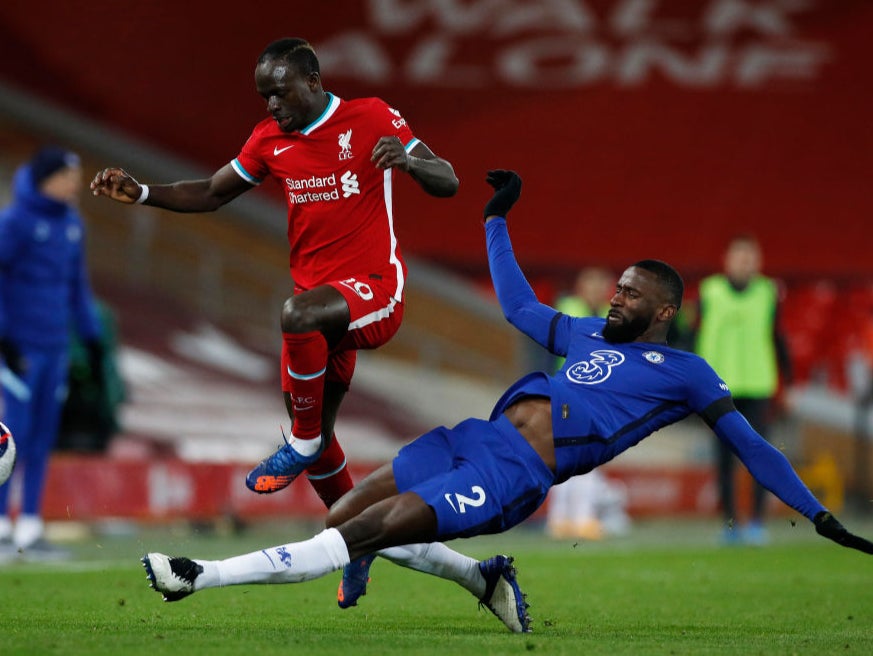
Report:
547,312,563,353
699,395,736,428
231,159,261,186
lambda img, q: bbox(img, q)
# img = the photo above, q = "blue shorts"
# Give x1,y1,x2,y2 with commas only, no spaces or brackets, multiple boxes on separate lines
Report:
392,414,555,540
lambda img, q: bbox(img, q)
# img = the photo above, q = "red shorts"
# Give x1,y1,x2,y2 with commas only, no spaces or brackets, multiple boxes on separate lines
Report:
280,276,405,391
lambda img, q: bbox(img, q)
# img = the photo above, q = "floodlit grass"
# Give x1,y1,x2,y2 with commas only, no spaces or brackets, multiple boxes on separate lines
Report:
2,517,872,655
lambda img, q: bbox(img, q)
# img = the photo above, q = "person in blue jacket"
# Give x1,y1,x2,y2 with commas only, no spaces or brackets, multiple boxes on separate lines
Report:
140,170,872,631
0,146,103,558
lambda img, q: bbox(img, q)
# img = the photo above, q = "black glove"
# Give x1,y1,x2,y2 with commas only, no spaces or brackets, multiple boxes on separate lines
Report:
0,338,26,376
814,511,873,554
483,169,522,220
85,339,106,391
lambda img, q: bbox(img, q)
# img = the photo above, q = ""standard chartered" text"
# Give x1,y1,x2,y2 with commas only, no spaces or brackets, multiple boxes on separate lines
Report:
286,173,339,204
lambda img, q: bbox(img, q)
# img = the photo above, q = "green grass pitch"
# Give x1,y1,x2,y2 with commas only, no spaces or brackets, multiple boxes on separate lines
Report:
1,517,871,655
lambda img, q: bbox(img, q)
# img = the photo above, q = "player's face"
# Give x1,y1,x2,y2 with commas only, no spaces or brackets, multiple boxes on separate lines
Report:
602,267,664,343
255,59,321,133
724,239,761,284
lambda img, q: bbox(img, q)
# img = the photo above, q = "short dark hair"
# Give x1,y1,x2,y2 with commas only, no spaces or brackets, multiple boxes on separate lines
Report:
633,259,684,308
258,38,320,76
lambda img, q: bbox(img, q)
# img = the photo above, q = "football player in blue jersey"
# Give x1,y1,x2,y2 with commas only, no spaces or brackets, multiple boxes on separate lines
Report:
141,170,872,633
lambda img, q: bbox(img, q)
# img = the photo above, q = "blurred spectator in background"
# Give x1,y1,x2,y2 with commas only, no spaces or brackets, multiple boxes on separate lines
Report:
695,235,793,545
546,467,631,541
546,267,631,540
0,146,104,560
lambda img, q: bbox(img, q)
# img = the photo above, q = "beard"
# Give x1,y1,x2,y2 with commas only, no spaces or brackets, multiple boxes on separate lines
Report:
602,314,650,343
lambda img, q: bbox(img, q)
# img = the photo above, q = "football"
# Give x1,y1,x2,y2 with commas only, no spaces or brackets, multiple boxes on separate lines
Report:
0,421,15,486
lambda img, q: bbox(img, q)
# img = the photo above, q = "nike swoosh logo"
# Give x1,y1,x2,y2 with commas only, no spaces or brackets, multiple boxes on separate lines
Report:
444,494,458,513
274,145,295,156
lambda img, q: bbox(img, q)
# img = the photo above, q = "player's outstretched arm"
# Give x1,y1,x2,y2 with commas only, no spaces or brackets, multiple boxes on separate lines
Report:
371,138,459,198
814,511,873,554
711,411,873,553
482,169,563,347
90,163,252,213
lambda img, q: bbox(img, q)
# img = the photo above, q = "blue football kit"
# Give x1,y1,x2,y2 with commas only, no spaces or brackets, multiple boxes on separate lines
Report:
393,218,825,541
0,163,102,518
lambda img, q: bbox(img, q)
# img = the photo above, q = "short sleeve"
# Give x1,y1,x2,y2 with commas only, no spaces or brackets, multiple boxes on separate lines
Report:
231,127,269,185
372,99,418,151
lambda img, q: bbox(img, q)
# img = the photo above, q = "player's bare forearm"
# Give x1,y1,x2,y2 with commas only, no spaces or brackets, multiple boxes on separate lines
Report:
90,163,250,213
407,155,459,198
151,164,251,212
144,180,230,213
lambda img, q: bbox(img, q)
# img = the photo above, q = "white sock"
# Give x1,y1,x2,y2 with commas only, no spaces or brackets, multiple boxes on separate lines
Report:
290,434,322,457
194,528,349,590
378,543,485,598
13,514,43,548
0,516,12,541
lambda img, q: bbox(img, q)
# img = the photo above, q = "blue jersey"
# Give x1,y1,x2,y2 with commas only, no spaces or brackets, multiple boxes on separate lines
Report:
0,165,101,348
485,218,824,521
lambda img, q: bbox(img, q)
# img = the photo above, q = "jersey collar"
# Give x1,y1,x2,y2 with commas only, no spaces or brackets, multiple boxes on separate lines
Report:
300,92,340,135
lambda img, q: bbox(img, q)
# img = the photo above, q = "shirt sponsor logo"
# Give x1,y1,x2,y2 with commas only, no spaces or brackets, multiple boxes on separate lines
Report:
389,107,407,129
284,171,360,204
341,171,360,197
566,349,625,385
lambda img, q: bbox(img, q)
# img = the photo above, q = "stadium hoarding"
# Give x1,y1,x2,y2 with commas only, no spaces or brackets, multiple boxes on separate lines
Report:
0,0,870,279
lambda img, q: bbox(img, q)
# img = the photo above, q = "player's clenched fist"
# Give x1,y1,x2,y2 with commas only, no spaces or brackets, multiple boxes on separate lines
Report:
483,169,522,220
90,168,144,204
814,511,873,554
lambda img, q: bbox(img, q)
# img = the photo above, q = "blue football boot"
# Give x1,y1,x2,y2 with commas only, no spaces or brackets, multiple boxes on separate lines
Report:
337,553,377,608
477,554,532,633
246,431,324,494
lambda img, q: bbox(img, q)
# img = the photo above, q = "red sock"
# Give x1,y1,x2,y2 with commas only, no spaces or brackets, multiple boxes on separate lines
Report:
283,331,328,440
306,435,354,508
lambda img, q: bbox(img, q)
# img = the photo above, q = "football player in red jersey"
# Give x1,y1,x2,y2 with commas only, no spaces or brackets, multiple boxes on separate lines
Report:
91,37,458,604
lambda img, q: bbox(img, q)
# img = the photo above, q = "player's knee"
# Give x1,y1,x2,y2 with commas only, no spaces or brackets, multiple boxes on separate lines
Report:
280,296,321,333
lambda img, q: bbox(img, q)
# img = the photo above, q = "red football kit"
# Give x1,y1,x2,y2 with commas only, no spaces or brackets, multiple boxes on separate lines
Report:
231,93,419,388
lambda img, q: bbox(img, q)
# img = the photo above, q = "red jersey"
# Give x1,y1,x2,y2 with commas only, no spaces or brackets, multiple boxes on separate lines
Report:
231,93,418,296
